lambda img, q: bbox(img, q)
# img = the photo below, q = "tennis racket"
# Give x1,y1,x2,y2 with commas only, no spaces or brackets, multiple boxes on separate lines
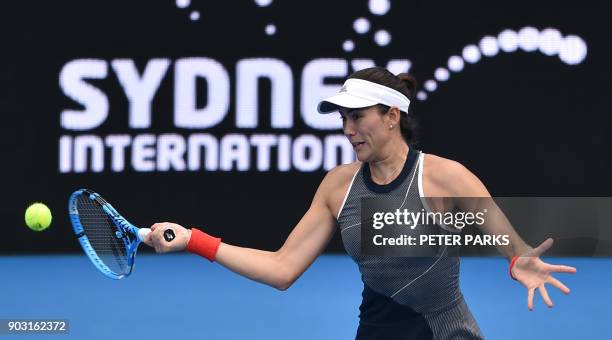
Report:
69,189,175,279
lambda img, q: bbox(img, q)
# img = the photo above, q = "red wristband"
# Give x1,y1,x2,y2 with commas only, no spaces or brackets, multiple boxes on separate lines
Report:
509,256,519,280
186,228,221,262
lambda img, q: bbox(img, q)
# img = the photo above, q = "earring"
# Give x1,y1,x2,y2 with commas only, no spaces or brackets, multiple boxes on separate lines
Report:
389,124,393,129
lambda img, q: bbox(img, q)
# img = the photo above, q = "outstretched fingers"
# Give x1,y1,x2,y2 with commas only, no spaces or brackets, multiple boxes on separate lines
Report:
528,288,535,311
547,276,571,295
546,264,577,274
530,238,554,257
539,284,553,308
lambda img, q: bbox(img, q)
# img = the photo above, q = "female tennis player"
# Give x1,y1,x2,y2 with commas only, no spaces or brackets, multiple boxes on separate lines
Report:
145,67,576,339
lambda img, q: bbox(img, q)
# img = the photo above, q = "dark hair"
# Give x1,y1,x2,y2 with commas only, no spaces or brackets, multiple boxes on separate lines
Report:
348,67,419,145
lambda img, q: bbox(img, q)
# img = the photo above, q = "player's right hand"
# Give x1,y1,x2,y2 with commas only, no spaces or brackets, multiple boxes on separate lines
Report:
144,222,192,253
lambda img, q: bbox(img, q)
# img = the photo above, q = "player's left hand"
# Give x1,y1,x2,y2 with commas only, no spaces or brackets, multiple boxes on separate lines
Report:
144,222,192,253
511,238,577,310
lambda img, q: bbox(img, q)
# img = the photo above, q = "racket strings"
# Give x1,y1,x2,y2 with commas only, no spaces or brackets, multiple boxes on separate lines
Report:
76,194,130,275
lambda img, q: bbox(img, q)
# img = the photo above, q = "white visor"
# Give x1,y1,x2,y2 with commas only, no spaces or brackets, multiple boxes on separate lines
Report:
317,78,411,114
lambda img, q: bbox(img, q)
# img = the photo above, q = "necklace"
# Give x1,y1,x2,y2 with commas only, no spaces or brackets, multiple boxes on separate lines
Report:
371,154,406,185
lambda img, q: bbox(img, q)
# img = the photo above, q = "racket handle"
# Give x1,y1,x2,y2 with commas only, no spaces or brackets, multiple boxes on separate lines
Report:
137,228,176,242
163,229,176,242
137,228,151,242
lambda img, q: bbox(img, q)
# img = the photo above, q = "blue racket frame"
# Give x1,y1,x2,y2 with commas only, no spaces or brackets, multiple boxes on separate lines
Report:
69,189,144,279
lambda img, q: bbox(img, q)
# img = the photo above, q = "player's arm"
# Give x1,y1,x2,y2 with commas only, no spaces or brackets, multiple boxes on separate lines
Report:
215,177,336,290
145,168,341,291
426,155,576,310
425,156,531,259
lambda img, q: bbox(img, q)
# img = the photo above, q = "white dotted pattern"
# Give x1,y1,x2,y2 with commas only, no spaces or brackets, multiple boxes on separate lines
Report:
424,80,437,92
254,0,273,7
434,68,450,82
176,0,190,9
518,26,539,52
369,0,390,16
354,18,371,34
174,3,588,99
462,45,481,64
498,29,519,52
265,24,276,35
479,36,499,57
343,40,355,52
342,0,392,52
559,35,587,65
374,30,391,46
418,27,588,101
538,28,563,56
448,56,464,72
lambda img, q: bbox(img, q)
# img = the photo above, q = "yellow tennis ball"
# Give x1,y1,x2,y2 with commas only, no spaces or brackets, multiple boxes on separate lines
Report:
25,203,52,231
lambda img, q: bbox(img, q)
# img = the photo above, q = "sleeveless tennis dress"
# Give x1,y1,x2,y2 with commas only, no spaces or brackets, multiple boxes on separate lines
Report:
337,148,484,339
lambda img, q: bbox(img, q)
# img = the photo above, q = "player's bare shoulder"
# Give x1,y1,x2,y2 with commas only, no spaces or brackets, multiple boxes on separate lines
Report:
421,153,470,197
320,161,362,218
422,153,488,197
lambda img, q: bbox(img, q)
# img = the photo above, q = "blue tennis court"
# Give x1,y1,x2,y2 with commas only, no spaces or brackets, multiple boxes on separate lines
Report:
0,255,607,339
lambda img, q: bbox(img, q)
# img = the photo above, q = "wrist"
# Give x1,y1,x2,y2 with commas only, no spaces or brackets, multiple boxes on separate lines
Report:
183,229,192,250
509,256,519,280
186,228,221,262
